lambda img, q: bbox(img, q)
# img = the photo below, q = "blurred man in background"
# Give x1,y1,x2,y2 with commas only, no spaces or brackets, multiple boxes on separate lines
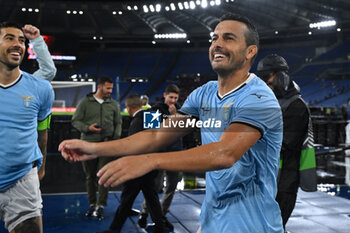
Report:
138,84,183,231
141,94,151,110
72,76,122,219
96,94,166,233
257,54,310,231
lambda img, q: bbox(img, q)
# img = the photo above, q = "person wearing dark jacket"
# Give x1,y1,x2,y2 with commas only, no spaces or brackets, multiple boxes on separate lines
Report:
138,84,183,231
96,94,165,233
257,54,309,230
72,76,122,219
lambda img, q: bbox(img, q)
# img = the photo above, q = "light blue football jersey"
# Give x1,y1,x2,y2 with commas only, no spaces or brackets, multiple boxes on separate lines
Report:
0,71,54,191
180,74,284,233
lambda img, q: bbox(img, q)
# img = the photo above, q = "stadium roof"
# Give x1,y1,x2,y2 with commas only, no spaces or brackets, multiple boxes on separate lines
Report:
1,0,350,45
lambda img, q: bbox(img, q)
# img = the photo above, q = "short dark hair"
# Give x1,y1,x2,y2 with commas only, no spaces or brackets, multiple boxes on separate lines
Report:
0,22,23,34
165,84,180,94
125,94,142,109
219,13,259,64
97,76,113,85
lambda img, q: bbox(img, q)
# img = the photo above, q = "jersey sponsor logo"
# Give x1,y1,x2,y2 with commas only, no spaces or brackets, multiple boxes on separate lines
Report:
251,93,267,99
18,95,35,107
143,110,161,129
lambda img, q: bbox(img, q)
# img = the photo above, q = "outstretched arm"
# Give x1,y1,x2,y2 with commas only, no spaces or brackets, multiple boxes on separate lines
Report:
23,24,56,81
59,113,193,162
97,123,261,187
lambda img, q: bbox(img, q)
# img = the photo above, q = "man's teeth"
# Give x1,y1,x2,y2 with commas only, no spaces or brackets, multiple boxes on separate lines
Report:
10,52,20,56
214,54,225,59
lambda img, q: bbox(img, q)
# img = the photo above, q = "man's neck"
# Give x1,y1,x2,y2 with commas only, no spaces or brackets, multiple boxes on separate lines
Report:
217,68,250,96
0,66,21,85
94,91,103,99
130,107,142,117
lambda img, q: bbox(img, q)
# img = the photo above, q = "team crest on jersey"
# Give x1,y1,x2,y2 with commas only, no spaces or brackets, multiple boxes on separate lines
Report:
223,102,234,121
18,95,35,107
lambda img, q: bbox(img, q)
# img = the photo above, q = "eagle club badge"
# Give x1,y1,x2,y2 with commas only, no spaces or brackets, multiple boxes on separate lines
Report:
19,95,35,107
224,102,234,122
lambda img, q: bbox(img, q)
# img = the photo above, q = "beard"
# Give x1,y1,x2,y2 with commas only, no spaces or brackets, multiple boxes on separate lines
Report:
212,55,246,78
2,47,24,69
102,93,111,98
211,49,246,78
0,57,21,70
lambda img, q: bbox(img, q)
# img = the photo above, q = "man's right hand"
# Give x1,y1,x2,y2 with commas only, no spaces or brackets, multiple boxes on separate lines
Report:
59,139,98,162
168,104,177,115
88,123,102,133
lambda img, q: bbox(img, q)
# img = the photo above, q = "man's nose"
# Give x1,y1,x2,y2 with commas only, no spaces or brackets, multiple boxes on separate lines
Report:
213,44,224,52
11,44,22,50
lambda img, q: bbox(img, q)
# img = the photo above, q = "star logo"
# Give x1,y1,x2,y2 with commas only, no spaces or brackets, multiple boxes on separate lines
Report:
143,110,162,129
151,110,162,122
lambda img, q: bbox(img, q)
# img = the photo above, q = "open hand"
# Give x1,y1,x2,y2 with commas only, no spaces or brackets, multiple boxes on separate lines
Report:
97,155,155,187
59,139,97,162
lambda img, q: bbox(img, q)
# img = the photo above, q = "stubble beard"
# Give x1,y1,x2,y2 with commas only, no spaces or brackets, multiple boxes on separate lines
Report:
212,57,245,78
0,56,21,70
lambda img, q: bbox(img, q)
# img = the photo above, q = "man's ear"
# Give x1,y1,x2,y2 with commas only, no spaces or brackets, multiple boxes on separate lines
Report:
246,45,258,61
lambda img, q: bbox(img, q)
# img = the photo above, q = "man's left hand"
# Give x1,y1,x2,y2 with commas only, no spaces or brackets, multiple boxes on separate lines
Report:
97,155,155,187
23,24,40,40
38,167,45,180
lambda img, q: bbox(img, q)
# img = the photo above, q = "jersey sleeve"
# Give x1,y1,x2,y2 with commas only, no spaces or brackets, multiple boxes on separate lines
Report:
231,91,282,137
38,81,54,121
31,36,57,81
179,87,202,117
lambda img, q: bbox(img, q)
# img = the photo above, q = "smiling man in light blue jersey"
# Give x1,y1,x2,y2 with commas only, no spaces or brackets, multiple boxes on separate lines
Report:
0,22,54,233
180,73,283,232
59,13,283,233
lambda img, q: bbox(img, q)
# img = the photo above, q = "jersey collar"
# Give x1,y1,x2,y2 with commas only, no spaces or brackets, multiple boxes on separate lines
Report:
217,73,254,100
0,70,23,89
